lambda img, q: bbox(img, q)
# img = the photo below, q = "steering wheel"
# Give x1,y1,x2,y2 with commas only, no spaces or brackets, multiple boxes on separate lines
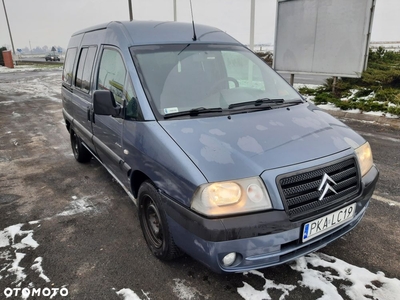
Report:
210,77,239,94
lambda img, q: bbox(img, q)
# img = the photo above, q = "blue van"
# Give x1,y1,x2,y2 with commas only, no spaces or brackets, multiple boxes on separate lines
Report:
62,21,378,273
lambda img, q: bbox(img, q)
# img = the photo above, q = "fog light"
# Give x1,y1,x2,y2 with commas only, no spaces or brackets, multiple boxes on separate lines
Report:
222,252,237,266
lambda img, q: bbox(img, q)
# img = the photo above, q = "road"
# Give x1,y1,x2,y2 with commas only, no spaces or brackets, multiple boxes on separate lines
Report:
0,69,399,300
16,56,64,64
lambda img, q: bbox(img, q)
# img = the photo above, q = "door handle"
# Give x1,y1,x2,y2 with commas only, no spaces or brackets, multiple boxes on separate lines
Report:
87,107,95,123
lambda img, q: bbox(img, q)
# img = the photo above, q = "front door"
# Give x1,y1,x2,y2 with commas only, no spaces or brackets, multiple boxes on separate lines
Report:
92,47,127,182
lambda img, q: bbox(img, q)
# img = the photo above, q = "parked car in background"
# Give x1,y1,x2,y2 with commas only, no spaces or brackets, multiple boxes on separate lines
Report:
61,20,379,273
45,53,60,61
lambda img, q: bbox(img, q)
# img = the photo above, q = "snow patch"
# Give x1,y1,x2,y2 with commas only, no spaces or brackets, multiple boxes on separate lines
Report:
9,252,27,284
346,109,362,114
0,100,15,105
31,257,50,283
0,231,10,248
363,111,386,117
0,71,62,102
116,288,143,300
238,270,295,300
294,253,400,300
173,279,210,300
363,111,399,119
0,222,51,287
0,66,46,73
385,113,400,119
238,253,400,300
57,196,97,216
5,224,24,244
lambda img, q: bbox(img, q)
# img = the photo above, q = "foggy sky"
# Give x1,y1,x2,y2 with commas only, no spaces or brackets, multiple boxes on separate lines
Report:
0,0,399,50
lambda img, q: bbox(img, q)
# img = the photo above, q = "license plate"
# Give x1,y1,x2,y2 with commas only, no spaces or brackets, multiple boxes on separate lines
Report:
302,203,356,242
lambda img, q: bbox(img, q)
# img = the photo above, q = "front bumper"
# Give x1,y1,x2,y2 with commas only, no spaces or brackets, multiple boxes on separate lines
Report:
162,165,379,273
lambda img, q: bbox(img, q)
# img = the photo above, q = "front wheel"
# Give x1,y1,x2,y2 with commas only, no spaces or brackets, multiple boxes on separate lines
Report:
138,181,182,260
70,130,92,163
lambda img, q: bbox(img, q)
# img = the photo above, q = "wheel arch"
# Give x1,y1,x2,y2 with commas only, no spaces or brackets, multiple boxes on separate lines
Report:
130,170,151,199
65,119,71,133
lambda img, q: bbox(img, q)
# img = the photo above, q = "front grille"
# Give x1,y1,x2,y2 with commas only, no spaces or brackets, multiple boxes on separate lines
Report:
278,158,360,220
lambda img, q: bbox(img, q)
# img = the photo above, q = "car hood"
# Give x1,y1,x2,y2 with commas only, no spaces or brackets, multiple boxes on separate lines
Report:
159,103,366,183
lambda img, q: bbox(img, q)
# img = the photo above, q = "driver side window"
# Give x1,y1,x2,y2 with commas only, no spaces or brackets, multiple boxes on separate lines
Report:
98,48,126,105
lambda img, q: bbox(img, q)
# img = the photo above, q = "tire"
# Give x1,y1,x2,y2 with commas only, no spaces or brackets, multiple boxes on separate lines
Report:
138,181,183,260
70,130,92,163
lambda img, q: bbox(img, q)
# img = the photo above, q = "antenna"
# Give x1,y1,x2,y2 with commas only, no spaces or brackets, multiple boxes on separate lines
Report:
189,0,197,41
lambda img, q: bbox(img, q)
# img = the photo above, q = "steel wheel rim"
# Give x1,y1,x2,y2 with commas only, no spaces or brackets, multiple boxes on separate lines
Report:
72,133,79,158
143,195,163,249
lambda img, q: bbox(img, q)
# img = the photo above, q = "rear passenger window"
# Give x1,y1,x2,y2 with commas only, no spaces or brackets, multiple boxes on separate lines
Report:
97,49,126,104
75,46,97,93
63,48,77,85
75,48,88,90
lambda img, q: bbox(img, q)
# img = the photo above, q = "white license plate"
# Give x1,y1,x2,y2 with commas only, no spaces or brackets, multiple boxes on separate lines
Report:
302,203,356,242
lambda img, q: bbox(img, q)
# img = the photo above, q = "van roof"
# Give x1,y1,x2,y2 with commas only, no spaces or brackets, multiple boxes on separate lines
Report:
71,20,240,46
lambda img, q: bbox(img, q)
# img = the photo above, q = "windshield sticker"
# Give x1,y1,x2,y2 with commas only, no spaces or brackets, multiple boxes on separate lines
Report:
164,107,179,114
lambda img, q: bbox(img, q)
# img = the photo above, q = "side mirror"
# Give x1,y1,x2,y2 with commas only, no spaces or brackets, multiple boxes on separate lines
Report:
93,90,121,117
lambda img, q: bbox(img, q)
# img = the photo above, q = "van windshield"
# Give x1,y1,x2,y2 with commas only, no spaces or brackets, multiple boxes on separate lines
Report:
130,44,301,118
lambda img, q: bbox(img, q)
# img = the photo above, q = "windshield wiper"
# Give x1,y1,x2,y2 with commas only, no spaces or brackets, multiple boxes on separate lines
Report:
228,98,284,109
164,107,223,119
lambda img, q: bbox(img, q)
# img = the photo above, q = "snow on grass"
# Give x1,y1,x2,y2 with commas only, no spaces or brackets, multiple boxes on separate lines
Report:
384,113,400,119
363,111,386,117
316,103,341,111
363,111,400,119
238,252,400,300
295,85,400,119
346,109,362,114
294,83,321,90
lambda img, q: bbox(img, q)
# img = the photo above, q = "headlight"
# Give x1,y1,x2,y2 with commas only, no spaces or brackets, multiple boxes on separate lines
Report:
191,177,272,217
355,142,373,177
